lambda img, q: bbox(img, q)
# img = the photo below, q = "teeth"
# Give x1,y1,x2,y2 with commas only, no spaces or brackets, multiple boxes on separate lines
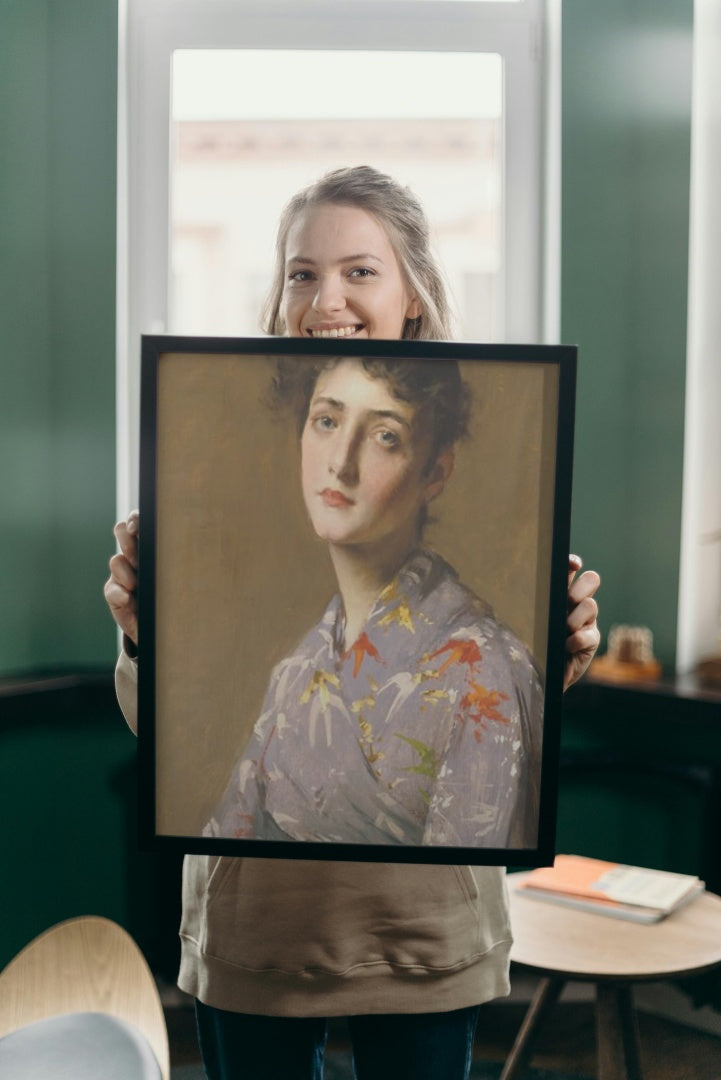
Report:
311,326,359,338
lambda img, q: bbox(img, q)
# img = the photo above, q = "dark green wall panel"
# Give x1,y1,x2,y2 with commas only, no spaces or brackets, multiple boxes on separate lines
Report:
0,683,184,976
0,3,54,669
0,0,118,674
562,1,693,669
0,704,133,966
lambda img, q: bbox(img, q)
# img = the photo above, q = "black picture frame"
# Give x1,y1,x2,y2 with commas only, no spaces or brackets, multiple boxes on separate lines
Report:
138,335,576,866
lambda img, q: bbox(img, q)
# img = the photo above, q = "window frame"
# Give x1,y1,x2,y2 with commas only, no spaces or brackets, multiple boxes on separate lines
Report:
117,0,558,511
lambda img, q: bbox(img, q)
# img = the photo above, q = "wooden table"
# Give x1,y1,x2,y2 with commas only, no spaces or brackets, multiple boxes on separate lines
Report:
503,874,721,1080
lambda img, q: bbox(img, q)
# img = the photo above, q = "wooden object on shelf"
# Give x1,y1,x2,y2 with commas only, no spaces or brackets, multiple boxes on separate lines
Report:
591,624,662,683
696,654,721,689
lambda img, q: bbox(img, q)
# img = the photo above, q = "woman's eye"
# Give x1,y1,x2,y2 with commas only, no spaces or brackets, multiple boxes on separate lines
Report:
349,267,375,279
312,414,336,432
289,269,313,283
376,429,400,450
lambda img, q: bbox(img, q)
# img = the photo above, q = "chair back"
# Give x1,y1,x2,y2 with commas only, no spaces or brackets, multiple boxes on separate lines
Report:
0,915,170,1080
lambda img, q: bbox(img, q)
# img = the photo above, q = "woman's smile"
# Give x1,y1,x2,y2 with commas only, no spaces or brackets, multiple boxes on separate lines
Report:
307,324,364,339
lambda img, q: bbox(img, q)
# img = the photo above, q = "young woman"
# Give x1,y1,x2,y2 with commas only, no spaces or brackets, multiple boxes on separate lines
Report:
105,166,600,1080
203,353,543,850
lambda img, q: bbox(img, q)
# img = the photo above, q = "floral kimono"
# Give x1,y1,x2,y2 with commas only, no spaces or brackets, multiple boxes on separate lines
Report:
204,549,543,849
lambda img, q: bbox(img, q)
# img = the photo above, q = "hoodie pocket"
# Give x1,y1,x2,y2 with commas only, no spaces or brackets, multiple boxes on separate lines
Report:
183,856,509,976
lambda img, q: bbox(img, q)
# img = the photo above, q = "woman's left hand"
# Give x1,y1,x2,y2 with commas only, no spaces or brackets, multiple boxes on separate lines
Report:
564,554,601,691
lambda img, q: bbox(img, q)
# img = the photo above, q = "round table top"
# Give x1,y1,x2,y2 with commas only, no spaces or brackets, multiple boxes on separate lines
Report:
508,872,721,981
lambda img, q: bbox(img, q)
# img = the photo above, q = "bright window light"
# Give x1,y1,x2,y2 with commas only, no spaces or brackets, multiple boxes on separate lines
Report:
170,50,504,341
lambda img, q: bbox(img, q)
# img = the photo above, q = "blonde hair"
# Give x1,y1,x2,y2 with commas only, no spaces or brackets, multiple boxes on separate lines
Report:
262,166,454,341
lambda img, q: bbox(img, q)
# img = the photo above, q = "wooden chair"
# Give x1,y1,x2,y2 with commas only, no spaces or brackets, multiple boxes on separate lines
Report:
0,915,170,1079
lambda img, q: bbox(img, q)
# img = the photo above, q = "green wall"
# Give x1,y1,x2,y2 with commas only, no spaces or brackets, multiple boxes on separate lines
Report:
0,0,129,972
562,0,693,670
0,0,118,675
0,1,694,678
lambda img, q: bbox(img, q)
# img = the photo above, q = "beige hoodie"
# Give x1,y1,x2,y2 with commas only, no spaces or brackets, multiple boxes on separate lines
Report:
116,650,512,1016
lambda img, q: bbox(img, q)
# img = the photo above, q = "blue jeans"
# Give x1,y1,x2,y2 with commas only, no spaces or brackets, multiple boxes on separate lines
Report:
195,1000,481,1080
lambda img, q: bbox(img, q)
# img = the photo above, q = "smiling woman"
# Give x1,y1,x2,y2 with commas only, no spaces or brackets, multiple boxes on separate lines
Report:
282,206,421,340
262,166,452,341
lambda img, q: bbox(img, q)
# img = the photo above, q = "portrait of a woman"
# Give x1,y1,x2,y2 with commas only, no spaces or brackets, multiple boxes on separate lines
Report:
202,352,543,849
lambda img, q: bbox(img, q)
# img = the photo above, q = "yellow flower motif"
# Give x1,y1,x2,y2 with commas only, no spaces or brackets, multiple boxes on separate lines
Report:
378,599,415,634
421,688,451,704
300,669,340,708
417,667,441,682
358,716,372,737
351,695,376,714
378,579,400,605
355,711,386,766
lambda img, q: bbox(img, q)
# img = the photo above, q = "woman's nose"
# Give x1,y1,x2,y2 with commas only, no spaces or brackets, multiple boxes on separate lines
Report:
329,432,359,483
313,274,345,315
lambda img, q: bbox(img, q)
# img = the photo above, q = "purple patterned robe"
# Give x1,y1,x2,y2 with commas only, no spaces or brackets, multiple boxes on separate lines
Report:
203,549,543,849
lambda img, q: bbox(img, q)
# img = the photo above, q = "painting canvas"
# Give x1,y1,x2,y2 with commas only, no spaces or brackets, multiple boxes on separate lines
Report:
137,336,576,866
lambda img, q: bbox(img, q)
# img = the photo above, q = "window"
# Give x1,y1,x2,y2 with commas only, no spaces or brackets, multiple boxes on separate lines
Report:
169,49,503,340
117,0,557,510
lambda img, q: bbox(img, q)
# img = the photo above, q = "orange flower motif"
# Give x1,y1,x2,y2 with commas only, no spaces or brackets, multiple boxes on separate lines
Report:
344,632,384,677
460,680,510,739
428,638,482,675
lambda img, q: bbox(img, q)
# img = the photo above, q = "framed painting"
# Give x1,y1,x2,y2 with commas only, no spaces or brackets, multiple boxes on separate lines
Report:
137,336,576,866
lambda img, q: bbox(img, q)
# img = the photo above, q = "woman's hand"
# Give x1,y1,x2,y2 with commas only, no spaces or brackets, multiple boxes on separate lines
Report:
103,510,139,647
564,554,601,691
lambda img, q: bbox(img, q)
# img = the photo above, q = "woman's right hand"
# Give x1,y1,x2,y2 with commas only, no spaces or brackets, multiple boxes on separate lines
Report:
104,509,139,646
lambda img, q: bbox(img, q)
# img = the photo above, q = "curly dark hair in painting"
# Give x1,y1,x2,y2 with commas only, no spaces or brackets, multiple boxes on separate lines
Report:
268,354,471,470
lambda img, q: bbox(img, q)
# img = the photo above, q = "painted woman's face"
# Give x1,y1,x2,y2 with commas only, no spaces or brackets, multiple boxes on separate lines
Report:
281,203,421,340
301,360,451,555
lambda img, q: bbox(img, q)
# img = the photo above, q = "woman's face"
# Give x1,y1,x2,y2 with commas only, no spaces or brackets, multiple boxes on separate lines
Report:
301,360,451,554
281,203,421,340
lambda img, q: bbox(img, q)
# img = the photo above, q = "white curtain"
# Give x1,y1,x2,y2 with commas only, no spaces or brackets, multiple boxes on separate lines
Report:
677,0,721,672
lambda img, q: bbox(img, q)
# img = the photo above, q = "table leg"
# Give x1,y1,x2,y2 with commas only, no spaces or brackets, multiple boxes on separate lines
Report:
596,982,643,1080
499,976,565,1080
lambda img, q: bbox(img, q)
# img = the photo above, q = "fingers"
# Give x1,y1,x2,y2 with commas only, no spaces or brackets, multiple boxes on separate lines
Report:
566,591,599,637
567,553,583,588
113,509,139,568
564,557,601,690
105,511,140,645
568,567,601,609
103,575,138,644
565,623,601,659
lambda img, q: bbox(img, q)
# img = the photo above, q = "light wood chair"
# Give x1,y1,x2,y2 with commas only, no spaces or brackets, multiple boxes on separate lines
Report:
0,915,169,1079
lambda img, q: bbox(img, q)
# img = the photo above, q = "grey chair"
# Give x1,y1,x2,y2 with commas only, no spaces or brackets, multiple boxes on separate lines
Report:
0,915,170,1079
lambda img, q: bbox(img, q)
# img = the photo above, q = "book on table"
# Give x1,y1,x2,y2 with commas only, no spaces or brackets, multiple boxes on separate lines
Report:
514,854,705,923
